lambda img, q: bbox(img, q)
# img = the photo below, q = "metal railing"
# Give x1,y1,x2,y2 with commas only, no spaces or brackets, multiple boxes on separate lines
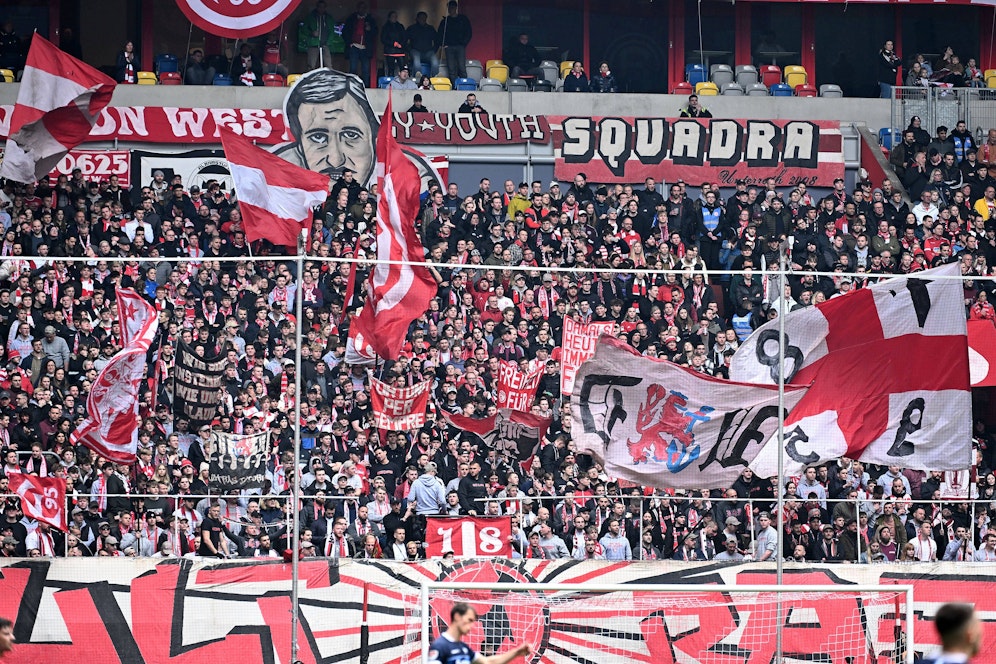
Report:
889,85,996,144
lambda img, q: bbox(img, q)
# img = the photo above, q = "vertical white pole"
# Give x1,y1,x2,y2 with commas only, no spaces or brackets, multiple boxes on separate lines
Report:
421,583,431,662
775,246,787,664
290,232,305,663
905,587,915,664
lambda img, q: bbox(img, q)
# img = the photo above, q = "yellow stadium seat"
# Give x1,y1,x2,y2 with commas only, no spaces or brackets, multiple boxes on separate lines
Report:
784,65,807,89
485,59,503,72
0,69,13,83
986,69,996,89
695,81,719,96
560,61,574,79
487,64,509,84
136,71,157,85
430,76,452,91
287,74,302,86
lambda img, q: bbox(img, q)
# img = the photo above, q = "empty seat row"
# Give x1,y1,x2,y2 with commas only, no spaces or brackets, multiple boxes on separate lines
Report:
675,81,842,97
688,63,812,89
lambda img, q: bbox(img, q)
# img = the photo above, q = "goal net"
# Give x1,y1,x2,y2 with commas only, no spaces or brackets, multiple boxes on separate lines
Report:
402,582,913,664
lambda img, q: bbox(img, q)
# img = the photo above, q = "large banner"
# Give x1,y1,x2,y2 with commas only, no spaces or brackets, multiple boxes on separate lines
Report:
496,360,543,412
551,117,844,186
1,558,995,664
131,149,233,193
560,317,615,396
424,516,513,558
370,377,431,430
440,409,552,462
572,335,808,490
172,342,227,425
208,430,270,491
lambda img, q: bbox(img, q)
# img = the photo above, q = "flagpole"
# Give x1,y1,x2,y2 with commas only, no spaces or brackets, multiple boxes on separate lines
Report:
290,230,304,663
775,243,787,663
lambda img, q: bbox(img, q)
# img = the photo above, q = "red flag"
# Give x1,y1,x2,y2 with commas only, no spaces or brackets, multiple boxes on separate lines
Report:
496,360,544,412
8,473,66,531
116,288,156,349
969,320,996,387
220,127,329,247
343,237,376,365
174,0,303,39
440,409,552,462
72,290,158,464
370,376,431,430
0,34,115,183
351,96,437,360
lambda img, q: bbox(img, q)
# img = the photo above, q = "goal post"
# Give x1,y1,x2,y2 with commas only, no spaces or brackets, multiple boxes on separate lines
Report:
412,582,915,664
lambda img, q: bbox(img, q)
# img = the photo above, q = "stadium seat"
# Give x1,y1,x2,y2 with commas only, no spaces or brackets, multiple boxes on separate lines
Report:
0,69,14,83
735,64,758,87
695,81,719,96
819,84,843,98
465,60,483,81
759,64,781,87
784,65,807,89
378,76,393,89
287,74,301,86
263,73,285,87
485,59,503,72
478,77,503,92
487,63,509,84
455,77,477,91
560,60,573,79
672,81,693,95
533,79,553,92
539,61,558,85
770,82,793,97
155,54,179,74
430,76,452,90
137,71,157,85
878,128,899,149
746,83,769,96
506,77,528,92
686,64,707,85
711,64,734,87
417,62,431,78
159,71,181,85
437,62,449,79
795,84,817,97
213,74,233,86
721,82,744,96
987,69,996,89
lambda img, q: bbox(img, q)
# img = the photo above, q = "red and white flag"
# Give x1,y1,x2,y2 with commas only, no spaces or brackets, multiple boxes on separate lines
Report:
440,409,552,463
560,317,616,395
73,291,159,464
497,360,544,412
351,96,437,360
175,0,302,39
220,127,329,247
731,263,971,474
969,320,996,387
370,376,431,430
8,473,66,531
0,34,116,183
116,287,156,349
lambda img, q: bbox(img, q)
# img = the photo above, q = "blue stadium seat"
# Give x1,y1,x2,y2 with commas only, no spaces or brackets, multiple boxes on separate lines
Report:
378,76,393,89
686,64,707,86
155,54,178,74
455,77,477,91
770,82,792,97
417,62,431,78
879,128,899,149
213,74,232,86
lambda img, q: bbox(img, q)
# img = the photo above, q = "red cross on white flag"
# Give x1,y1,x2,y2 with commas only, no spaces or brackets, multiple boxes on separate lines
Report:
730,263,971,474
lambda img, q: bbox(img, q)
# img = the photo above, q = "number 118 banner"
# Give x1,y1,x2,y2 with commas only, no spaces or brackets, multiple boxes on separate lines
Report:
425,516,512,558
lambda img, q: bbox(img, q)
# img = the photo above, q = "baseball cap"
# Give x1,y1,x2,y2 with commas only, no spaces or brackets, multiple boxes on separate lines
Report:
104,536,119,546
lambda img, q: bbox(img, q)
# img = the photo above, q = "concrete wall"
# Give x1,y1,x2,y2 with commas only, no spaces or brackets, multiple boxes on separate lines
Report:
0,85,893,131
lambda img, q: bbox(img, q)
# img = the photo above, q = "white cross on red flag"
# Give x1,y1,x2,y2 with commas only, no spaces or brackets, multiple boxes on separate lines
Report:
8,473,66,531
730,263,971,474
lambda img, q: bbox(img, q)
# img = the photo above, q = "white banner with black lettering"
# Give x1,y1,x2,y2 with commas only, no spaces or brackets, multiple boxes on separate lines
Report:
571,336,807,490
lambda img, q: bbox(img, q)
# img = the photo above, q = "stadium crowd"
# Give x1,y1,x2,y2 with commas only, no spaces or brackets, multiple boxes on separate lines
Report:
0,112,995,563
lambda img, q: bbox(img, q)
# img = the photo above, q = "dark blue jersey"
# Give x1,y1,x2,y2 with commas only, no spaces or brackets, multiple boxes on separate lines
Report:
427,633,476,664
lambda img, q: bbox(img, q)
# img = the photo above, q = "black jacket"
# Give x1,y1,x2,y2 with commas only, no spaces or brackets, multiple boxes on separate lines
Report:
438,14,472,47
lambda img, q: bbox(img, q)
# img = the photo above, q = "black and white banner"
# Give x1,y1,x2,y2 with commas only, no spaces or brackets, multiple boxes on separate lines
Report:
208,430,270,491
173,341,227,424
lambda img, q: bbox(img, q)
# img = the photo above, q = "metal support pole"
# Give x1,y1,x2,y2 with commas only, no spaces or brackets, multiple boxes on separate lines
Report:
775,245,787,663
290,232,305,663
856,492,862,563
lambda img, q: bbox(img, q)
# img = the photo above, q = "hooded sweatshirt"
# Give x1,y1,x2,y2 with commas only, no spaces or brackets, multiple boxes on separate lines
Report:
407,473,447,515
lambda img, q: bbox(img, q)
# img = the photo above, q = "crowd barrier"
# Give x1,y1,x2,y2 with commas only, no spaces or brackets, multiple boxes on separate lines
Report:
0,558,989,663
